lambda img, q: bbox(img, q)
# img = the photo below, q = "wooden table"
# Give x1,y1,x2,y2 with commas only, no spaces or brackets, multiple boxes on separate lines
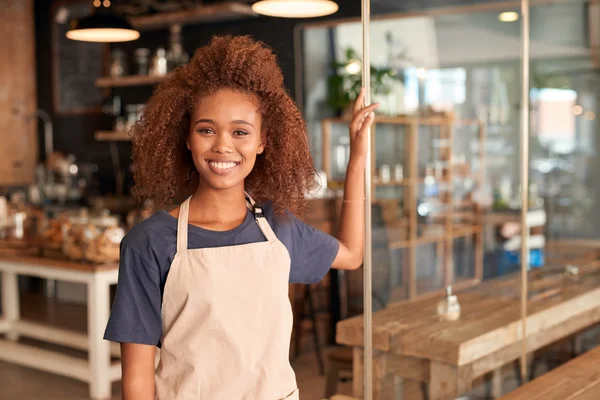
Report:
500,345,600,399
336,261,600,400
0,256,120,400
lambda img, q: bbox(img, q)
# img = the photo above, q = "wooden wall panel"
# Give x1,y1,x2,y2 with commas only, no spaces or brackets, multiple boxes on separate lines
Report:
0,0,38,186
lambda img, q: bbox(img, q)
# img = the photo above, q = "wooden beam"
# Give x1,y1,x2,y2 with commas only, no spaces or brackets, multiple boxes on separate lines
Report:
130,2,256,31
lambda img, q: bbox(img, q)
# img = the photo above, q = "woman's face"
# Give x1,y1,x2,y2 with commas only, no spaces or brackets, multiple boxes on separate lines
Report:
187,88,264,192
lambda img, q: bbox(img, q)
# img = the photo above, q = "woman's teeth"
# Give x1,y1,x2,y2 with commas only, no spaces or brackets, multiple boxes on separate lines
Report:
209,161,237,170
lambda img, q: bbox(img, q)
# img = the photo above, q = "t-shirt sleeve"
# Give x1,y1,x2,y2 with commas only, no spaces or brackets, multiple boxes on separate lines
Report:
288,214,340,284
104,242,162,346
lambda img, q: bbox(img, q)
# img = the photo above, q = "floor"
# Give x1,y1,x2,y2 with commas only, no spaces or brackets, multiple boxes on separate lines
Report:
0,293,594,400
0,345,352,400
0,292,352,400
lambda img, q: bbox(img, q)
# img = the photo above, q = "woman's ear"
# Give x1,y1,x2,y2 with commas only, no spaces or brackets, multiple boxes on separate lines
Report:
186,140,191,150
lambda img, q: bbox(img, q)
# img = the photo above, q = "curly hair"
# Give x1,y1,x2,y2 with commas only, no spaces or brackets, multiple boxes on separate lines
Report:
130,35,317,216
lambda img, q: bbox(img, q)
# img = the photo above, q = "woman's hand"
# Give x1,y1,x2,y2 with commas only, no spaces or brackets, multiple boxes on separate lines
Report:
349,87,380,163
331,88,379,271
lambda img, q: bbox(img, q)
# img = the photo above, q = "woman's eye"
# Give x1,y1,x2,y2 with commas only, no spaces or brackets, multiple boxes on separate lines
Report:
234,130,249,136
197,128,214,135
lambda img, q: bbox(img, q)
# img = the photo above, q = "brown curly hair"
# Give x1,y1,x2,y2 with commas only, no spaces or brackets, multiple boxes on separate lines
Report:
130,35,316,216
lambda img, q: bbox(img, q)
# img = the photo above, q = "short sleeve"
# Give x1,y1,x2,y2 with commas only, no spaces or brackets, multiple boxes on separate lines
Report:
104,243,162,346
288,214,340,284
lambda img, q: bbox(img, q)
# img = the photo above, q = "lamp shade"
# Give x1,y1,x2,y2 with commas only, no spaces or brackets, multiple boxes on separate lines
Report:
252,0,338,18
66,12,139,42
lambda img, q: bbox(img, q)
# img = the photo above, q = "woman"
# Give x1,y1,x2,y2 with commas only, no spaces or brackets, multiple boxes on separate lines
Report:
104,35,379,399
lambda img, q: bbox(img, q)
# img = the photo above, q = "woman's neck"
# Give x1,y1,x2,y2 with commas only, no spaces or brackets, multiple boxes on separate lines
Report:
187,186,248,231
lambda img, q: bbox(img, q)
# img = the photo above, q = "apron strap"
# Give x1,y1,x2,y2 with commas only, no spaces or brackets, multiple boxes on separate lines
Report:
177,193,276,248
176,197,191,253
255,215,278,242
245,191,278,242
244,191,255,209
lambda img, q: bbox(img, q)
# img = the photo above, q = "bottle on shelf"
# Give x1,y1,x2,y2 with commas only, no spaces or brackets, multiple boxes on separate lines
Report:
150,48,168,76
166,24,189,71
109,49,128,78
134,48,151,76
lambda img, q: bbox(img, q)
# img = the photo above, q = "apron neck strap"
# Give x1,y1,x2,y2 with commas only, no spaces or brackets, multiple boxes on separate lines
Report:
176,193,277,250
176,197,191,253
245,191,277,242
244,191,255,209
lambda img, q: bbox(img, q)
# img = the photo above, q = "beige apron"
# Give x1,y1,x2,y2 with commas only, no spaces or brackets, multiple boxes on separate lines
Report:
155,195,299,400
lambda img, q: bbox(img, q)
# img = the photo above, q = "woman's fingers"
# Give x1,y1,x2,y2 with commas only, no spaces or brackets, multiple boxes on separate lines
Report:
351,102,380,134
353,87,365,115
358,111,376,136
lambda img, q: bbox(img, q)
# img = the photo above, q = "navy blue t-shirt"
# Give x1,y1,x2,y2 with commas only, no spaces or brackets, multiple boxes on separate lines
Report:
103,201,340,346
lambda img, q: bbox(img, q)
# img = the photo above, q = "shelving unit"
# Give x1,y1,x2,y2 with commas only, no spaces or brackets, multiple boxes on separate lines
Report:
94,131,132,142
321,115,486,299
95,74,171,88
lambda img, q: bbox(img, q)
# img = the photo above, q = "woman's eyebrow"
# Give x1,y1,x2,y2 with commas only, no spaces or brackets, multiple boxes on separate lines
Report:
232,119,254,127
193,118,254,128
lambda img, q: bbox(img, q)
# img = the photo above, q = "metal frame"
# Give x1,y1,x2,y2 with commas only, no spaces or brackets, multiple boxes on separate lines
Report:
519,0,531,383
361,0,373,398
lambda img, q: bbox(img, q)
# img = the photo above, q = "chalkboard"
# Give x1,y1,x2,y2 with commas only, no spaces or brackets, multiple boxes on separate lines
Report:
52,0,107,115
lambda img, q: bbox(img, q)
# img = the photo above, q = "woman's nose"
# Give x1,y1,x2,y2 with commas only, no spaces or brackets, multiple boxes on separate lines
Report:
212,133,233,154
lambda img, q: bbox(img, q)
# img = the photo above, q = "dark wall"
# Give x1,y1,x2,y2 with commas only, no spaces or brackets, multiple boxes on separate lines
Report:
34,0,361,196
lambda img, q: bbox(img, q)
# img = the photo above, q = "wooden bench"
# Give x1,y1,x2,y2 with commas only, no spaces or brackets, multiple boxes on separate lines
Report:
500,345,600,399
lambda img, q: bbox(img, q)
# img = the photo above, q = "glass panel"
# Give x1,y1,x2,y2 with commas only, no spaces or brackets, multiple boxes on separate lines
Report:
296,0,600,398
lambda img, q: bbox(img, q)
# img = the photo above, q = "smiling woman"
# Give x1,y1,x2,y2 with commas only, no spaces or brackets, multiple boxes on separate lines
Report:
129,35,317,216
186,89,264,192
103,34,378,400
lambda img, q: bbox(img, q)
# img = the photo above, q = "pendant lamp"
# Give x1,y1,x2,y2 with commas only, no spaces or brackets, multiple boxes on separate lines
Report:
252,0,338,18
66,1,139,43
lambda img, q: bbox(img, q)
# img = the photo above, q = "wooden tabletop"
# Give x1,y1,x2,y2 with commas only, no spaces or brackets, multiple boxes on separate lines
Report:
0,255,119,272
500,345,600,399
337,263,600,367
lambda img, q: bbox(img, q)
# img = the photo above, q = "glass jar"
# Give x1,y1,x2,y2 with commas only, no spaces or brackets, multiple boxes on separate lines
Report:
109,49,128,78
62,209,124,263
134,48,150,75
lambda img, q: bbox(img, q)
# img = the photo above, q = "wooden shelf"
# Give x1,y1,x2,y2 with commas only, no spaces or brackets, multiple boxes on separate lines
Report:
94,131,132,141
321,115,486,299
130,2,256,31
95,74,171,88
374,179,414,187
389,225,481,249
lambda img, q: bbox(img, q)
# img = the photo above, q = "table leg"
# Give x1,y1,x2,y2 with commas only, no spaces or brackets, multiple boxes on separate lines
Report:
2,271,20,341
403,379,426,400
491,368,502,398
352,348,402,400
88,275,111,400
429,361,472,400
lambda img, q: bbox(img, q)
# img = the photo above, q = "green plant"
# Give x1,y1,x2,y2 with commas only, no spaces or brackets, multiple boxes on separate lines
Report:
327,47,398,114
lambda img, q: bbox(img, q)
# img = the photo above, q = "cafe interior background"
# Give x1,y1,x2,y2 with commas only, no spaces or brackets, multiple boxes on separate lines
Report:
2,0,600,399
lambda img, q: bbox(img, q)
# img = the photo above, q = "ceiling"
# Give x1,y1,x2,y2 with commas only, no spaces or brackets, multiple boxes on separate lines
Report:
369,0,515,15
